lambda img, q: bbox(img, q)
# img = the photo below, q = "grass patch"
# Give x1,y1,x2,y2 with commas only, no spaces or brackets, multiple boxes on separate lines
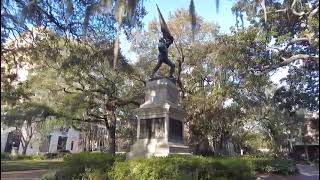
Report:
1,160,63,172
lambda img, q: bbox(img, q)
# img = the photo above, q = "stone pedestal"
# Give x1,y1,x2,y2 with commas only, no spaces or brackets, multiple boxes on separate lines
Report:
127,78,190,159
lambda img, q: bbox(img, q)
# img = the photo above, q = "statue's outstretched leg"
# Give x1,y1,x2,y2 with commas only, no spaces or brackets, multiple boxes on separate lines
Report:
150,61,162,79
164,58,175,78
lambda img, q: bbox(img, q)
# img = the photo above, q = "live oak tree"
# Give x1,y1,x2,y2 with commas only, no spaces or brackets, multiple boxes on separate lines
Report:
1,0,146,69
1,78,59,155
1,0,146,154
27,30,145,153
231,0,319,154
1,34,63,154
1,0,146,110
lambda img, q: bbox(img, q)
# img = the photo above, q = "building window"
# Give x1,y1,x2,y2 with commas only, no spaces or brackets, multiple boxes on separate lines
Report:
71,141,74,151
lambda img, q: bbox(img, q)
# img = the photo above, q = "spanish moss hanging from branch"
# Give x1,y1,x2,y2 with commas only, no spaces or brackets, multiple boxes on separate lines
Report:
189,0,196,42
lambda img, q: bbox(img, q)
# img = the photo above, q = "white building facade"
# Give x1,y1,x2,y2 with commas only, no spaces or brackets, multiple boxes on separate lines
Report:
1,124,85,155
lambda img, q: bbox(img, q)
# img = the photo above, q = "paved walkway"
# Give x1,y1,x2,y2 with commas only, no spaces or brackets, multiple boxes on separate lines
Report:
1,169,48,180
257,164,319,180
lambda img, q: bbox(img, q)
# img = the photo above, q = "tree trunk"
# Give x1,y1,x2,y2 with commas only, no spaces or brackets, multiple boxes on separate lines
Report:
103,109,117,154
84,133,90,151
22,146,27,155
304,145,310,162
21,140,29,155
108,125,116,154
20,132,32,155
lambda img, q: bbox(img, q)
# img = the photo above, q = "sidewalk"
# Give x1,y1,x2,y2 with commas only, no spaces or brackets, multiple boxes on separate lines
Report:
296,164,319,177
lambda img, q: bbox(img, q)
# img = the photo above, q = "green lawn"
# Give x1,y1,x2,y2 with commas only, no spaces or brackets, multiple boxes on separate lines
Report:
1,159,63,172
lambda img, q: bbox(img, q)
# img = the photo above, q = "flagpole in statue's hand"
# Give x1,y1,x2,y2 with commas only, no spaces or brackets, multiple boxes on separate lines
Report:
156,4,182,57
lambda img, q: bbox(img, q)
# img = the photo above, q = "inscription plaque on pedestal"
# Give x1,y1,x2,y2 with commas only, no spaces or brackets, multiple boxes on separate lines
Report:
153,118,165,138
139,118,165,139
169,118,183,142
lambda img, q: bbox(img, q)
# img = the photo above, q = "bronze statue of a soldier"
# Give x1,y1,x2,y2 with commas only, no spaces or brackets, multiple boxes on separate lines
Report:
149,5,176,80
150,35,175,79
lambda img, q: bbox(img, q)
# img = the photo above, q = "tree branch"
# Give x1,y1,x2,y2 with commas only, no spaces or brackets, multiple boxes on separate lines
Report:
285,37,310,50
112,98,140,107
308,4,319,19
260,54,319,73
86,110,105,120
71,118,104,123
280,54,319,65
291,0,306,16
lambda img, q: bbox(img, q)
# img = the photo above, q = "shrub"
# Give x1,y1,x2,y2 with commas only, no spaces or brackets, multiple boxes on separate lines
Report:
43,153,58,159
55,152,125,179
247,157,297,175
82,168,107,180
43,151,70,160
218,158,255,179
1,154,46,161
15,154,45,160
40,153,295,179
1,153,11,160
108,155,255,180
41,170,57,180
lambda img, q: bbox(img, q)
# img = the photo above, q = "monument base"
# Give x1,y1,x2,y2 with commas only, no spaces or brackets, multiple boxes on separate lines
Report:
127,139,190,159
127,78,191,159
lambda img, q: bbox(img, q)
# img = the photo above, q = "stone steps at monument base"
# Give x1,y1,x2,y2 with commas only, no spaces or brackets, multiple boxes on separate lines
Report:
127,137,191,159
169,145,190,154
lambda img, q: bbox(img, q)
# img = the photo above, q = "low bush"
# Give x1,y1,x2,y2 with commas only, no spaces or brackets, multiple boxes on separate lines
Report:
55,152,125,180
1,153,46,161
39,153,296,179
41,170,57,180
15,154,45,160
247,157,297,175
81,168,107,180
108,155,255,180
1,153,11,160
43,151,70,159
43,153,58,159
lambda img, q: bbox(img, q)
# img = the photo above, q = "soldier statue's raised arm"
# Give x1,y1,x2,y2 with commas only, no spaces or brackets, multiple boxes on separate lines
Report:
150,35,175,79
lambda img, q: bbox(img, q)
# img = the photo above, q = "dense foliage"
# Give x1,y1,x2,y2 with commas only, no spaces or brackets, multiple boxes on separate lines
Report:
40,153,297,179
109,156,255,180
51,152,125,179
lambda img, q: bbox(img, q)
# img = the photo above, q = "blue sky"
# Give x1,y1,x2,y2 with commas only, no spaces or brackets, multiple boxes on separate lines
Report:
121,0,238,62
142,0,238,33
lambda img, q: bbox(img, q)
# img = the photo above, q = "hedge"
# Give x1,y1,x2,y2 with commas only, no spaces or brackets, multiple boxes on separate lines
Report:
108,155,255,180
248,157,297,175
54,152,125,179
1,153,46,161
40,153,297,180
